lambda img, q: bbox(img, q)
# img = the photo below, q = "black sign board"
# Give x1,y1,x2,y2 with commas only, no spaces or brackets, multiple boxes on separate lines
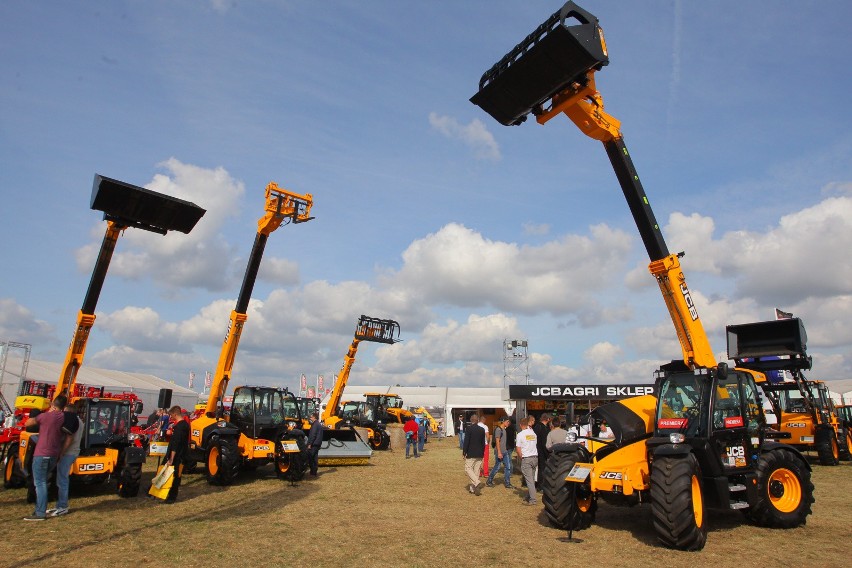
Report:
509,384,656,401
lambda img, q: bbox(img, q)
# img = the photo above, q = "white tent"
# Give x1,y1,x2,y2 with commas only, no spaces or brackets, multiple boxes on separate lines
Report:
1,358,199,419
322,385,515,436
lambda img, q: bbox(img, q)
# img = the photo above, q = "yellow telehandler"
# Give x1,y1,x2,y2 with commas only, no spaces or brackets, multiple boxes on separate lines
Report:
471,1,813,550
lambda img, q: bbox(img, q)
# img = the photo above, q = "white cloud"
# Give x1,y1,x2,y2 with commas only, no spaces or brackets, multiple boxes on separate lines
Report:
258,257,300,286
75,159,244,292
522,222,550,236
428,112,500,161
0,298,55,345
387,222,632,317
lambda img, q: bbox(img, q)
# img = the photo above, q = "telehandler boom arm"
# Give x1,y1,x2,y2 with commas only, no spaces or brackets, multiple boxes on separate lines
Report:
321,315,401,425
471,2,715,369
55,175,205,400
204,183,313,417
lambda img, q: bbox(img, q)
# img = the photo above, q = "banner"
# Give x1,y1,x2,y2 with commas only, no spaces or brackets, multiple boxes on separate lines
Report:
189,371,195,389
300,374,307,391
509,384,656,400
204,371,212,389
318,375,324,392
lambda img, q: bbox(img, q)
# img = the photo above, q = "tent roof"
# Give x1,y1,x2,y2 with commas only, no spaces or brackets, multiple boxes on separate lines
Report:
326,385,511,410
8,358,197,396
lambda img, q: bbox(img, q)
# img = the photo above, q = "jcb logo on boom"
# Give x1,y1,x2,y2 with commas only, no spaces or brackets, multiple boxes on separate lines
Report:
599,471,622,480
79,463,105,472
680,283,699,321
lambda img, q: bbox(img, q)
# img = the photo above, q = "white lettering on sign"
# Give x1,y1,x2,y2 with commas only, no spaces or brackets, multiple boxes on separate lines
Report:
599,471,623,480
79,463,105,472
680,283,699,320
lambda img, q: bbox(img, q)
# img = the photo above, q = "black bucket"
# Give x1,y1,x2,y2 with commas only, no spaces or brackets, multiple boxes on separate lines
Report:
726,318,810,371
470,1,608,126
91,174,206,234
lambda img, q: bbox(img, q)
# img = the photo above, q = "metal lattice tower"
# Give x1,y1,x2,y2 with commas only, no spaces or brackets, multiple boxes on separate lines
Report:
0,341,32,414
503,339,530,388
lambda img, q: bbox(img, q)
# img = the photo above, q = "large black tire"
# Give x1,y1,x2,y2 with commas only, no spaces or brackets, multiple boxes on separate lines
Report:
205,436,241,486
117,462,142,498
815,429,840,466
276,450,307,482
840,430,852,461
542,449,596,530
745,448,813,528
3,445,26,488
369,430,391,451
650,454,707,551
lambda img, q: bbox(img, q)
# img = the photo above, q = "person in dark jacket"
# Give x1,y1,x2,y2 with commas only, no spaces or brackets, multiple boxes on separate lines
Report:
462,413,486,496
306,412,323,476
532,413,551,488
164,405,190,504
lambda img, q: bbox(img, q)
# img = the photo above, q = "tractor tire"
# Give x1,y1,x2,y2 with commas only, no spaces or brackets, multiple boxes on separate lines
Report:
369,430,391,451
745,448,813,528
650,454,707,551
542,449,595,531
815,429,839,466
205,436,240,486
275,450,307,482
23,442,36,503
3,446,25,489
117,462,142,498
840,430,852,461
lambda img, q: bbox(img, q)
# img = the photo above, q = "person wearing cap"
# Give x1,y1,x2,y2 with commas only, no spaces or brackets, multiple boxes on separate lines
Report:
485,416,514,489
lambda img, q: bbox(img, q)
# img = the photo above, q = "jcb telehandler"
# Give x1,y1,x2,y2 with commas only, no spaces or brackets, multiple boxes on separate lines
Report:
13,175,205,500
471,1,813,550
320,315,401,455
187,182,312,485
729,318,851,464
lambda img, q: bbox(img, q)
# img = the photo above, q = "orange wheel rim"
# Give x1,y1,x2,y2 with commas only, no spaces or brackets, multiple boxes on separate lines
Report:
768,467,802,513
691,475,704,528
208,446,220,475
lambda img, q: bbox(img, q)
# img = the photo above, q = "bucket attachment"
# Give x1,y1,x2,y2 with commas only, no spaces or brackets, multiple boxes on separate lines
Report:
91,174,206,235
726,318,811,371
318,427,373,466
354,314,401,344
470,1,608,126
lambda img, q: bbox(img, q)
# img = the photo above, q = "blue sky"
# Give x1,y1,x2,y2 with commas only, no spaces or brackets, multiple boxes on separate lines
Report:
2,1,851,394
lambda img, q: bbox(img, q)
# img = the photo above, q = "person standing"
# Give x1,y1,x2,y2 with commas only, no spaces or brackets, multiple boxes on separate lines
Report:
404,415,420,458
164,405,190,504
23,395,68,520
457,414,466,449
515,416,538,505
306,412,323,476
546,415,569,450
478,414,490,477
462,413,486,496
532,414,551,488
417,416,427,454
49,399,83,517
486,416,514,489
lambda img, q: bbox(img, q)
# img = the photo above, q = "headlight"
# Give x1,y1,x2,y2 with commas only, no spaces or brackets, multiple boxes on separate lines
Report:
669,433,685,444
128,433,140,441
567,431,577,443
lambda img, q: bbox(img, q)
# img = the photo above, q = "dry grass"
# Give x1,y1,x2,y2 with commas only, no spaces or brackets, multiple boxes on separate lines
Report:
0,438,849,567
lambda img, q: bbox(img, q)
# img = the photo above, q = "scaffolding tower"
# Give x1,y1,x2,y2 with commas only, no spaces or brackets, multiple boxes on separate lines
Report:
0,341,32,414
503,339,529,419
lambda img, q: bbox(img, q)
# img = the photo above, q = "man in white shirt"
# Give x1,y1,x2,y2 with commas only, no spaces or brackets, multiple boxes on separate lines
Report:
515,416,538,505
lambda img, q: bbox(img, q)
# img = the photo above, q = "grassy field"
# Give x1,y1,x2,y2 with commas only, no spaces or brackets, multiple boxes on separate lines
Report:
0,437,849,567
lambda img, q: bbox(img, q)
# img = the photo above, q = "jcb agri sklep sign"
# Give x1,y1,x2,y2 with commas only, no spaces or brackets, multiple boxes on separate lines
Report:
508,384,655,401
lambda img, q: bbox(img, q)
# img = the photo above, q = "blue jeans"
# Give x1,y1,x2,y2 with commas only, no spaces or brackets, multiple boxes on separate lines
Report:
32,456,57,518
486,450,513,486
56,453,78,509
458,431,464,449
406,437,418,457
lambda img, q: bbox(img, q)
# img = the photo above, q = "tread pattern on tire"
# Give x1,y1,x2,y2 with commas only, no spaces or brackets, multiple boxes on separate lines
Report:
745,447,813,528
650,454,707,551
207,436,240,486
816,430,839,466
117,462,142,498
542,449,595,531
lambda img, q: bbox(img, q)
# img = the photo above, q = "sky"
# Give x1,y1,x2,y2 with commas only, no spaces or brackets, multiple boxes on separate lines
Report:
1,1,851,396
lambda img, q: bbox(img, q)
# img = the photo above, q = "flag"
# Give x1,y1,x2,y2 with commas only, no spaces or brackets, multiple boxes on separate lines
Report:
307,387,315,398
189,371,195,389
775,308,793,320
318,375,324,392
300,374,307,391
205,371,212,389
